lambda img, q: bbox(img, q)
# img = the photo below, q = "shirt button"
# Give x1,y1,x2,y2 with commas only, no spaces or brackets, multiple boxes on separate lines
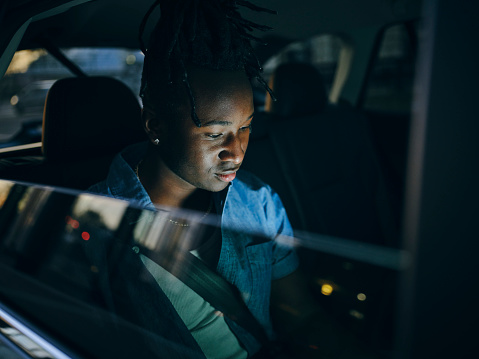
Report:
132,246,140,254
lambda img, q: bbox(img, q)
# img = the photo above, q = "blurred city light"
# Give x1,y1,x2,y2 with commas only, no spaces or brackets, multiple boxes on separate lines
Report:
65,216,80,229
5,50,46,74
10,95,18,105
125,54,136,65
357,293,367,301
321,284,333,296
349,310,364,320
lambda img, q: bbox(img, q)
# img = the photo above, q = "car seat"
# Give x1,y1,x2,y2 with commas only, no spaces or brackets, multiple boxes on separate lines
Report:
244,63,398,246
0,76,146,190
243,62,400,351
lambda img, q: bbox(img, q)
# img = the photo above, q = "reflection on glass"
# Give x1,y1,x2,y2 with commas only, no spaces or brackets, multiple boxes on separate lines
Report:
0,180,407,358
0,327,52,358
1,185,53,252
0,181,14,208
71,193,128,230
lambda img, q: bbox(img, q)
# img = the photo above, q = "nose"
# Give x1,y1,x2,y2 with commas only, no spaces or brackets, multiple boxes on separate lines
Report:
219,133,246,164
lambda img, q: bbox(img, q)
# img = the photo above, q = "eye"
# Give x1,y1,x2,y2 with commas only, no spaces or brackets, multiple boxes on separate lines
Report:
240,123,253,133
207,133,222,139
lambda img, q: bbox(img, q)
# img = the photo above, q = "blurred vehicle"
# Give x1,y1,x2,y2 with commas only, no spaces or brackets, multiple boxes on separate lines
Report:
0,0,477,359
10,80,55,115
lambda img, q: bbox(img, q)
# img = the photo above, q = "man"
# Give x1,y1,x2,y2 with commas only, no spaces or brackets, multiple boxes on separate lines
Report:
89,0,327,358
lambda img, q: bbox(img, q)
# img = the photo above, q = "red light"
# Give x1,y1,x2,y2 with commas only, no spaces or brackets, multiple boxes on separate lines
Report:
81,232,90,241
66,216,80,229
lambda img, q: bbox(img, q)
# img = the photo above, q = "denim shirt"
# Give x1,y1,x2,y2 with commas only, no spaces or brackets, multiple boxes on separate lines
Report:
88,142,298,357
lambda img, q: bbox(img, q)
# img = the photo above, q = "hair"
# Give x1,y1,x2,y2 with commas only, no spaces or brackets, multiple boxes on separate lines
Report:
139,0,276,127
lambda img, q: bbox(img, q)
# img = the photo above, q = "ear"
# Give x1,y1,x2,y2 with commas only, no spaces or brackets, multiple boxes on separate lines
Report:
142,105,163,145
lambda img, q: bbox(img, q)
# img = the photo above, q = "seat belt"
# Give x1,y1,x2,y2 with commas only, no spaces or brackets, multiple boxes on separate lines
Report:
139,245,270,347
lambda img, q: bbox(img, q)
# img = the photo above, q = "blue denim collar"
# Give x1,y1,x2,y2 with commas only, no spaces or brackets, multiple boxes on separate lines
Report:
106,142,230,213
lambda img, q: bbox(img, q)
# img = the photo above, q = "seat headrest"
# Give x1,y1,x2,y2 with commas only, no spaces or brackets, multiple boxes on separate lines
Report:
42,76,146,162
267,63,328,118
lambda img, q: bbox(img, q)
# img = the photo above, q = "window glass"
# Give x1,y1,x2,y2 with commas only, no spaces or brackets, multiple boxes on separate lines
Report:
0,337,33,359
253,34,342,110
362,23,417,113
0,48,143,148
0,180,405,358
264,34,342,92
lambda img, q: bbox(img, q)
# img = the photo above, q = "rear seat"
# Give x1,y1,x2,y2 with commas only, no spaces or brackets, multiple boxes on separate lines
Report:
243,63,398,246
0,76,146,190
1,70,397,245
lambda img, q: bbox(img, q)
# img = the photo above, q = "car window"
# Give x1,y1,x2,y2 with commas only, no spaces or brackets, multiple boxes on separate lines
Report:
0,48,143,149
252,34,343,111
0,180,405,358
361,23,417,114
263,34,342,92
357,22,419,219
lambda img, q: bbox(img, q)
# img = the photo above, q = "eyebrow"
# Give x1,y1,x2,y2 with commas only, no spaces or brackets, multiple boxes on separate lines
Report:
201,113,254,127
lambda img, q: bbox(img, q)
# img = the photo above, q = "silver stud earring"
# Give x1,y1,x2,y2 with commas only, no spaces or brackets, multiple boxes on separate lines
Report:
154,139,160,145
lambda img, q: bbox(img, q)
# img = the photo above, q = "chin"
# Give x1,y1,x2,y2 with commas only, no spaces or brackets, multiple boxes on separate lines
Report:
186,177,228,193
199,179,230,193
203,183,229,193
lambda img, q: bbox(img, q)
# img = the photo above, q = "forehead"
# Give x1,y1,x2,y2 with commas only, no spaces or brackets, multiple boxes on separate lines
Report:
186,68,254,122
151,68,254,128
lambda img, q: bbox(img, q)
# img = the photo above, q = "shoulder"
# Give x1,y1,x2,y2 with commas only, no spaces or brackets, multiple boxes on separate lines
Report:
231,169,281,210
87,180,112,196
234,169,274,198
226,169,292,237
86,142,151,204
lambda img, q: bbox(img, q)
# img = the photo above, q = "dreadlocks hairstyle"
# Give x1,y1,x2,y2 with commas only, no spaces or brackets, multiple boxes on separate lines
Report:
139,0,276,127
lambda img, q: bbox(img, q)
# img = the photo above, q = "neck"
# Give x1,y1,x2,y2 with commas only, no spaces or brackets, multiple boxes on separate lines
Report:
138,150,207,210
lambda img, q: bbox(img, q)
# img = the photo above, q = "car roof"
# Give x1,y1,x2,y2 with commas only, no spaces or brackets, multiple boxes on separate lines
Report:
0,0,423,86
12,0,422,51
0,0,422,81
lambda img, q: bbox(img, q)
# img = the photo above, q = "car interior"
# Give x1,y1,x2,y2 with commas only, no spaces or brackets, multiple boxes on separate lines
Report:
1,76,146,189
0,0,478,358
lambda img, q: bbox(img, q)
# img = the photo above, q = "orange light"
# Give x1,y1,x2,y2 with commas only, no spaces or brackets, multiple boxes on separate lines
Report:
321,284,333,296
81,232,90,241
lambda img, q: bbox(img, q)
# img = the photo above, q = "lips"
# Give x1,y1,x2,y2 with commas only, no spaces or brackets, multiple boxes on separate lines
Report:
215,171,237,182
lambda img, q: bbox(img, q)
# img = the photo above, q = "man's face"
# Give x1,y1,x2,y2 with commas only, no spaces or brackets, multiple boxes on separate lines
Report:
149,68,254,192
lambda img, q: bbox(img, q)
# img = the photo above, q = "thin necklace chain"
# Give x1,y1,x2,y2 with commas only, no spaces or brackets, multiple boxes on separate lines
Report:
135,160,213,227
168,199,213,227
134,159,142,179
